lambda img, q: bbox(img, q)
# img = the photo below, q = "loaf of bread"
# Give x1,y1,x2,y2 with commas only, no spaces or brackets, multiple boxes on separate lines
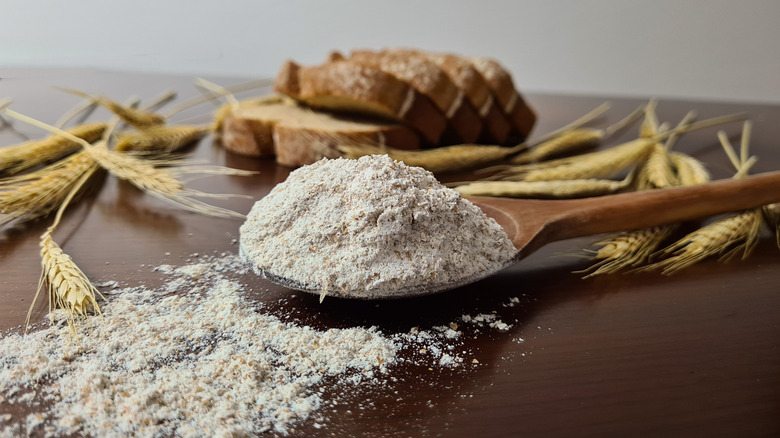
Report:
274,59,447,145
217,97,420,167
343,50,483,144
217,48,538,168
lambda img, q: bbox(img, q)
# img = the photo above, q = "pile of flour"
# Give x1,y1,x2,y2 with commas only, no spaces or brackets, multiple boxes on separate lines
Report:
0,255,398,437
240,155,517,298
0,254,523,437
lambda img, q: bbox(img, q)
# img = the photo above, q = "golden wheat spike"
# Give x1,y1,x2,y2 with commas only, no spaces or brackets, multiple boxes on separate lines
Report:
0,122,106,175
36,228,104,336
642,209,763,275
670,152,710,186
1,151,100,225
500,138,655,182
454,177,629,199
339,143,524,174
635,144,679,190
114,124,210,153
578,225,677,278
2,107,254,219
509,128,604,165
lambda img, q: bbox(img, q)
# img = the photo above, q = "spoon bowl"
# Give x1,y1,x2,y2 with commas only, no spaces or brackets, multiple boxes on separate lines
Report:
256,171,780,299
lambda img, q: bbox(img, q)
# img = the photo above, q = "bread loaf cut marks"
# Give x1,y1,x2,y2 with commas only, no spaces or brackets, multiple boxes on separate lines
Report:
274,59,447,145
217,97,419,167
468,56,537,141
342,49,483,144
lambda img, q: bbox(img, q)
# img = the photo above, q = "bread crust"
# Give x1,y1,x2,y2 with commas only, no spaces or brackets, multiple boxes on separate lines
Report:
383,49,513,144
218,98,420,166
274,60,446,144
347,49,483,144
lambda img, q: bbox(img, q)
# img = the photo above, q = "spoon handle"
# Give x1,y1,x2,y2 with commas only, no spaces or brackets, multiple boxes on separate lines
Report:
548,170,780,242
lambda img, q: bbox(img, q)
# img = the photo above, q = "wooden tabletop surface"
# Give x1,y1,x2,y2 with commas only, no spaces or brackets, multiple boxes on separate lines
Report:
1,69,778,437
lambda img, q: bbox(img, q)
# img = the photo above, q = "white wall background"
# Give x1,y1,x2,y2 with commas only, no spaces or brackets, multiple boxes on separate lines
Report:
2,0,779,103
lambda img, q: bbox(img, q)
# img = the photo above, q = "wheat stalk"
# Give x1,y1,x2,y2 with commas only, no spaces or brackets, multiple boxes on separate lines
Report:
114,124,210,153
642,209,763,274
495,138,656,182
2,107,253,219
578,226,677,278
454,177,630,198
25,156,105,338
509,128,605,165
339,143,527,174
57,88,166,128
580,111,707,277
1,151,100,225
640,121,764,274
0,122,106,175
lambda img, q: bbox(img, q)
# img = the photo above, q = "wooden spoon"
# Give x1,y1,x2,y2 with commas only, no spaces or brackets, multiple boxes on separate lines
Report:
258,171,780,298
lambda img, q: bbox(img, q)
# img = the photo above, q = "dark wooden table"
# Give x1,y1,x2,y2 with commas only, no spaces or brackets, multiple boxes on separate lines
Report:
1,69,779,437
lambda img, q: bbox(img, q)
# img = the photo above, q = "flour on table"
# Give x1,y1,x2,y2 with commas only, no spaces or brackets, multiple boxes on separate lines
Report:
239,155,517,298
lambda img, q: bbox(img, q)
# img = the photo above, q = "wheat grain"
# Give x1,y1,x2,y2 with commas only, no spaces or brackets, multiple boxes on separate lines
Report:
0,122,106,175
636,144,679,190
454,177,629,198
2,107,254,219
35,227,104,337
509,128,604,165
86,145,251,218
670,152,710,185
114,124,209,153
762,203,780,249
495,138,655,182
1,151,100,224
339,143,525,174
643,209,763,274
579,226,676,278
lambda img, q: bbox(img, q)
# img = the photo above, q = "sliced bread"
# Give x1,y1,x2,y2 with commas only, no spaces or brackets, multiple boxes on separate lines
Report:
345,49,483,144
274,59,447,144
468,56,537,140
217,98,420,167
397,50,513,144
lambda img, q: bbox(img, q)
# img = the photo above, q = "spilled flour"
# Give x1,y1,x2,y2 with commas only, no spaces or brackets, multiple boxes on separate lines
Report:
239,155,517,298
0,254,519,438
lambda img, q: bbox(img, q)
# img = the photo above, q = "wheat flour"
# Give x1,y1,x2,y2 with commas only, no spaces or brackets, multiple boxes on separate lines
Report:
239,155,516,298
0,255,527,437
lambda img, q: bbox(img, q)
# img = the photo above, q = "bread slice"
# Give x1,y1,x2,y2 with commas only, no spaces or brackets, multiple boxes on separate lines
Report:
398,50,512,144
344,49,483,144
274,59,447,144
468,56,537,140
217,98,420,167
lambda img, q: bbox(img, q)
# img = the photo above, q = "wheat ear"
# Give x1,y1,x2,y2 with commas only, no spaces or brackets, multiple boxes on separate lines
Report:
454,177,630,199
578,226,677,278
114,124,210,153
579,111,706,277
642,121,763,274
1,151,100,225
26,160,103,338
0,122,106,175
339,142,525,174
2,108,253,219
